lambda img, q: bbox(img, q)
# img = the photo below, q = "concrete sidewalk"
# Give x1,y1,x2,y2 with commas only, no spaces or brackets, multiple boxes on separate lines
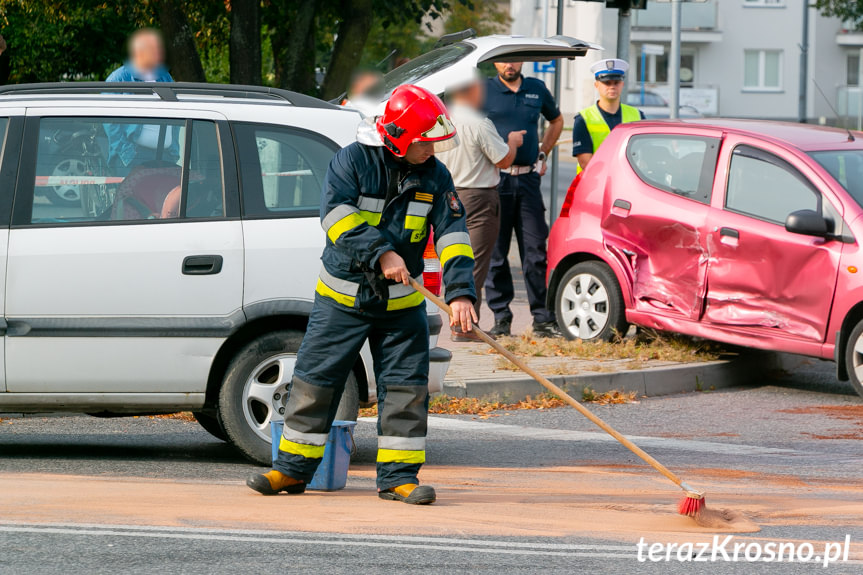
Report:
437,249,777,401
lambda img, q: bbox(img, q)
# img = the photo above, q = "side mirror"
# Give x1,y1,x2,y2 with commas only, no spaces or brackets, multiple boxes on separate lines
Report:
785,209,829,237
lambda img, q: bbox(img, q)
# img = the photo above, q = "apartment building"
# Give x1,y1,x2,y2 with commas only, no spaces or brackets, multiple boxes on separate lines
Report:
510,0,860,124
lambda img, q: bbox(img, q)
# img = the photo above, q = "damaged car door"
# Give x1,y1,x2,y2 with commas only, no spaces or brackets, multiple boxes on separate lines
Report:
601,130,720,320
703,141,843,342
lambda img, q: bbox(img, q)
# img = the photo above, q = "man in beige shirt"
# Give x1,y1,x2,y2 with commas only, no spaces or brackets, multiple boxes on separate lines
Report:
437,78,523,341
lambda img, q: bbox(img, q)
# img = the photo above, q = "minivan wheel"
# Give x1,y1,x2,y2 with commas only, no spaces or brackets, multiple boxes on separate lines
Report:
218,329,361,465
193,412,227,442
555,261,628,341
842,319,863,398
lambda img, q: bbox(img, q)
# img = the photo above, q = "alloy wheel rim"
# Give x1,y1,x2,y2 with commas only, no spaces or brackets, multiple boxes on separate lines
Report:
853,335,863,384
242,354,296,442
560,272,610,340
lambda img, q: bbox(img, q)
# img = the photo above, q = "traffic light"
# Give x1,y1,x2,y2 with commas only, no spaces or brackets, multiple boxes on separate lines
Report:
606,0,647,9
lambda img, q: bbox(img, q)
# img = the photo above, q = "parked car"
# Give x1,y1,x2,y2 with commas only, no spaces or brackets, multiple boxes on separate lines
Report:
547,119,863,398
0,82,452,465
625,91,702,119
0,34,601,465
347,32,600,116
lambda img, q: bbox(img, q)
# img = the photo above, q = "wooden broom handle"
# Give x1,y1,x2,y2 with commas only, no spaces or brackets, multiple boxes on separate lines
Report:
410,278,686,489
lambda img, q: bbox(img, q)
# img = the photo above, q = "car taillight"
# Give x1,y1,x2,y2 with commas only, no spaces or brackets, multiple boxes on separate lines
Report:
559,173,582,218
423,237,442,296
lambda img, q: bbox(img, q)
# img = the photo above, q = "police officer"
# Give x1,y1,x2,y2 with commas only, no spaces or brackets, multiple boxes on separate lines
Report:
573,59,645,172
484,61,563,338
247,85,476,505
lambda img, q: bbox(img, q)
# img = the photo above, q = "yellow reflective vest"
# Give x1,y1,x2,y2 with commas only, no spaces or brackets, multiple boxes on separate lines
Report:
577,103,641,173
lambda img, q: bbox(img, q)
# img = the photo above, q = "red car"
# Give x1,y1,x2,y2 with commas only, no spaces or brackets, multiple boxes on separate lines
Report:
547,119,863,397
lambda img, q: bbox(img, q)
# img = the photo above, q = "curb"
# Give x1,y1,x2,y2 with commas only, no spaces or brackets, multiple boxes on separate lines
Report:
441,351,780,401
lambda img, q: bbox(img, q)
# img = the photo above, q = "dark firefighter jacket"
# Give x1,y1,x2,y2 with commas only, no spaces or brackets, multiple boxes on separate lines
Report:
317,142,476,314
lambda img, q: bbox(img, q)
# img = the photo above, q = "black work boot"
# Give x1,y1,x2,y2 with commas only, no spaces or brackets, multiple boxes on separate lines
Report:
532,321,562,338
488,318,512,337
378,483,436,505
246,470,306,495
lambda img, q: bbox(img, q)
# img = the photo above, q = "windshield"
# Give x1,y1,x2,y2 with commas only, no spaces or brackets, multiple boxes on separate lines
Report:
366,43,476,99
810,149,863,208
627,92,666,107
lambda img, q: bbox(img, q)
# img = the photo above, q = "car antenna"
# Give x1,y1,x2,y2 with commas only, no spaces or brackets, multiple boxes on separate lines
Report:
813,79,855,142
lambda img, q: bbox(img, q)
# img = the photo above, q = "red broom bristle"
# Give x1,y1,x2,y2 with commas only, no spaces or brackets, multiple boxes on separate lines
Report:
678,494,705,517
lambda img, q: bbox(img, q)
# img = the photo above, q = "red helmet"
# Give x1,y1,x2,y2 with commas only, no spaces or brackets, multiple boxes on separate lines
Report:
376,84,457,157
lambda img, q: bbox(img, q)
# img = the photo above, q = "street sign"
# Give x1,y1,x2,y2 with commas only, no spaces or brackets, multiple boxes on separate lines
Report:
533,60,556,74
642,43,664,56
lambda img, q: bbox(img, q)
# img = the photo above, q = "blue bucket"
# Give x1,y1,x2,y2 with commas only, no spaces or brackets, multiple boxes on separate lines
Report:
270,420,357,491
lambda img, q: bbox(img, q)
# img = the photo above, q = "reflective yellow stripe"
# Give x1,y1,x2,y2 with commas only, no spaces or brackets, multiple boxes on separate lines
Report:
377,448,426,464
315,278,356,307
327,212,366,243
280,437,326,459
386,290,425,311
439,243,474,267
405,215,426,230
359,210,382,226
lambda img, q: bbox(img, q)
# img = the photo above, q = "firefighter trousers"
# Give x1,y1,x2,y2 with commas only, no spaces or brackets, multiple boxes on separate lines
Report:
274,293,430,490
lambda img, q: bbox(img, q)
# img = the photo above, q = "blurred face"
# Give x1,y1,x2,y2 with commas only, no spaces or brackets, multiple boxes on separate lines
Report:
454,80,484,109
596,77,624,102
349,71,380,98
404,141,436,165
494,62,523,82
130,31,165,74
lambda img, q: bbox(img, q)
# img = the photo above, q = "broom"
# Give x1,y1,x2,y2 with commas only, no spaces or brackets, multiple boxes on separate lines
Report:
410,278,705,517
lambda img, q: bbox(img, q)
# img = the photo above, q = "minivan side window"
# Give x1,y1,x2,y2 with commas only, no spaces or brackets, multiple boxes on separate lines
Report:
626,134,718,204
27,118,224,224
234,123,338,218
725,145,819,225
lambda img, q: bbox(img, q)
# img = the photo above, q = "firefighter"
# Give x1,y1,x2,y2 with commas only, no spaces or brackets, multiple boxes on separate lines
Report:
573,59,645,173
247,84,477,505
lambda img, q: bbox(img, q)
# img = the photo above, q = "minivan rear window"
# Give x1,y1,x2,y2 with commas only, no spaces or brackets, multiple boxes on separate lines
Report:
365,43,475,99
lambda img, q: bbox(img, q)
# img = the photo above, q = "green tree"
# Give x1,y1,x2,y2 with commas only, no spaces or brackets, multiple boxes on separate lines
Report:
443,0,510,36
816,0,863,28
0,0,141,82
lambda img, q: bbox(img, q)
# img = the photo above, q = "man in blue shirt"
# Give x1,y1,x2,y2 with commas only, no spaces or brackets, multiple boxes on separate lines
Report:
106,29,176,171
484,61,563,338
106,29,174,83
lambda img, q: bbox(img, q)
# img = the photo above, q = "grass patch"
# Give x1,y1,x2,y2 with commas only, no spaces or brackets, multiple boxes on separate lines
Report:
582,388,639,405
483,329,724,364
359,390,637,418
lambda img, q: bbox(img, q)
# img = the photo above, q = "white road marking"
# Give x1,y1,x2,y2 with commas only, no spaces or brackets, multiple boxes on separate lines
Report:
0,522,633,559
409,417,798,457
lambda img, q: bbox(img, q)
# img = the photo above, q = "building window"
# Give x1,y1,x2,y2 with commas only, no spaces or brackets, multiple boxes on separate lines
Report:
848,53,860,86
743,50,782,91
743,0,785,7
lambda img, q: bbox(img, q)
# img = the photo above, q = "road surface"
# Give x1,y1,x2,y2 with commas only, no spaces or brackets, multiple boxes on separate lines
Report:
2,359,862,573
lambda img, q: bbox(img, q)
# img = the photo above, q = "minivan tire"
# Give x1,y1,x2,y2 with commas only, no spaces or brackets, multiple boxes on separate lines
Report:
554,261,628,342
218,329,361,465
843,319,863,398
193,412,228,441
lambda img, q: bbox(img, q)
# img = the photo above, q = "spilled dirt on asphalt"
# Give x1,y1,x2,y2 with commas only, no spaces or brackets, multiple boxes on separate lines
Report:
3,463,862,552
777,405,863,440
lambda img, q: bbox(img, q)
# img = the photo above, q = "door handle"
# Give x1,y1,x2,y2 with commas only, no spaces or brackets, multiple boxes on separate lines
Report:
611,199,631,217
182,255,223,275
718,227,739,246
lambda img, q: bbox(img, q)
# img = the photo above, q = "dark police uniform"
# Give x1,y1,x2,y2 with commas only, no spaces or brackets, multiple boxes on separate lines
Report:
274,141,476,491
483,74,560,326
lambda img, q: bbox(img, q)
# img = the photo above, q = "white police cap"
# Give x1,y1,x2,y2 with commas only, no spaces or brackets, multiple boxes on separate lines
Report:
590,59,629,80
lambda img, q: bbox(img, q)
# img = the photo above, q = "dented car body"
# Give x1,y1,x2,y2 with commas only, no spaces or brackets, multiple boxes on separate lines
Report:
548,119,863,395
